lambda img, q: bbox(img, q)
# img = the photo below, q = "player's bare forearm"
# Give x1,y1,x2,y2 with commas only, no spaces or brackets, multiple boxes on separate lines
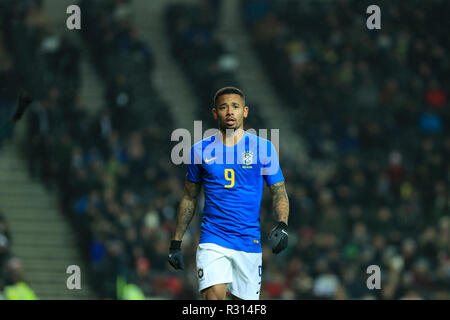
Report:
173,179,201,241
269,181,289,225
174,198,196,240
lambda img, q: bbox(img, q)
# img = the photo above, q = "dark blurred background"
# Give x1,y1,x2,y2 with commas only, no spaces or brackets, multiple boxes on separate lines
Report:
0,0,449,300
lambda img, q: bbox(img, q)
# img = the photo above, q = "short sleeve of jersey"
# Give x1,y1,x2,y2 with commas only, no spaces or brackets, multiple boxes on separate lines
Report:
262,140,284,186
186,145,202,183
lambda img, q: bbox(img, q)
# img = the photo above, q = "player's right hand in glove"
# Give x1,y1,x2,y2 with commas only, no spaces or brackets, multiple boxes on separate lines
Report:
268,222,288,254
12,90,33,122
168,240,184,270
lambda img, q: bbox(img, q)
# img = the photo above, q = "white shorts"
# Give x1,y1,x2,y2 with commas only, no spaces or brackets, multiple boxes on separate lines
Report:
196,243,262,300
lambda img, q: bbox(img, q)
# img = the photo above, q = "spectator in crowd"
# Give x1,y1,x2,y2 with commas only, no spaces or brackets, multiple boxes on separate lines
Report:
0,211,37,300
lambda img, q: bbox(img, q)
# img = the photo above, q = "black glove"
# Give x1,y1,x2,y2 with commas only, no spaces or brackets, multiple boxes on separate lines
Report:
268,222,288,254
12,90,33,122
168,240,184,270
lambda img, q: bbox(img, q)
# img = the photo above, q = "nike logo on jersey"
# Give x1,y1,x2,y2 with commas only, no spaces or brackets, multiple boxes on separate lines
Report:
204,157,216,163
281,230,288,236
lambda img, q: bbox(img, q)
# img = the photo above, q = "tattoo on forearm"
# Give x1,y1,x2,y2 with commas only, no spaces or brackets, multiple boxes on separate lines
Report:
269,181,289,224
174,180,201,240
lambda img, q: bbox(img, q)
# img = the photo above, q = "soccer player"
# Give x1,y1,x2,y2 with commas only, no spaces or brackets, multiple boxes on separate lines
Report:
168,87,289,300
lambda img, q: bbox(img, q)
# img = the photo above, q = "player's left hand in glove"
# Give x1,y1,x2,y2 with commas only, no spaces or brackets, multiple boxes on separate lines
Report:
268,222,288,254
168,240,184,270
12,90,33,122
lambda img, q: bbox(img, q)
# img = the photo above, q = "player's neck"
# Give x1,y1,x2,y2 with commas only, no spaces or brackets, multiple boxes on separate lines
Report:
218,127,245,147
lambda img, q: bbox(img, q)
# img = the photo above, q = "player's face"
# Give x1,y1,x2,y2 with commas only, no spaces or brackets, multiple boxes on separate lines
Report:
213,94,248,131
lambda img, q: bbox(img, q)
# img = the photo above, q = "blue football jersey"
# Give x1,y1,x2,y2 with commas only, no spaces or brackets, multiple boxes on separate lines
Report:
186,131,284,253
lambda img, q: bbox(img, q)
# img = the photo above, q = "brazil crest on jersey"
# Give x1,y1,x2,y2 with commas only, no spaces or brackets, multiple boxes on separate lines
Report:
186,131,284,253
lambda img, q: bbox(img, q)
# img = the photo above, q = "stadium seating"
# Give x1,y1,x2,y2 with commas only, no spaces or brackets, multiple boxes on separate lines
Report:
243,0,450,299
165,1,267,130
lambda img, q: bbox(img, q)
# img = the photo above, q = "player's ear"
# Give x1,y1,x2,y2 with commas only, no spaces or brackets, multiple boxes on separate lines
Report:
212,107,218,120
243,106,249,118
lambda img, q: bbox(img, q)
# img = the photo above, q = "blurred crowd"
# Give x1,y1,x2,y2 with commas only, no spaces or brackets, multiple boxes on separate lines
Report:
242,0,450,299
166,0,266,130
0,211,37,299
0,0,45,300
0,0,449,300
0,212,14,298
1,0,184,299
76,0,185,298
